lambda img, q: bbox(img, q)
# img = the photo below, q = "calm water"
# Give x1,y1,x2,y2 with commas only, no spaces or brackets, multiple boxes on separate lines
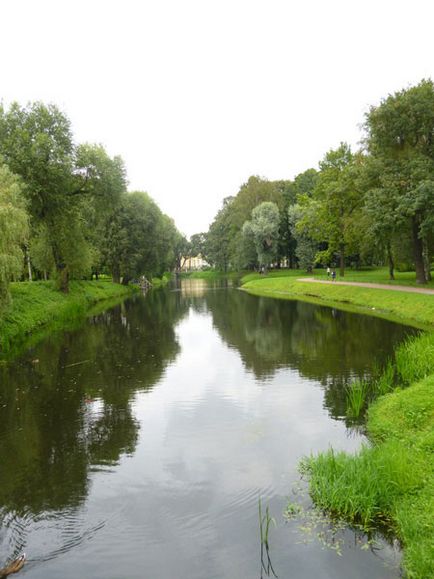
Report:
0,281,416,578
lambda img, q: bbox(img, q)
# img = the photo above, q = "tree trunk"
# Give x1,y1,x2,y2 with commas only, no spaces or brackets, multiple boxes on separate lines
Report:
26,245,33,281
56,263,69,293
339,244,345,277
112,264,121,284
423,239,432,282
412,217,427,284
51,238,69,292
387,242,395,280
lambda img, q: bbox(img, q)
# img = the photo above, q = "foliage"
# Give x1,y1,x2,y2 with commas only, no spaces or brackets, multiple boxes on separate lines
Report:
0,163,28,309
364,79,434,284
246,201,280,269
298,143,364,275
287,204,317,271
103,191,179,283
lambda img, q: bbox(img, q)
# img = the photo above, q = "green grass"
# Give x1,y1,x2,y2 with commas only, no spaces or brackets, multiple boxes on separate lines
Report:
241,272,434,327
151,272,172,287
302,332,434,579
313,267,434,288
241,268,434,576
180,270,243,280
346,380,369,419
0,280,136,354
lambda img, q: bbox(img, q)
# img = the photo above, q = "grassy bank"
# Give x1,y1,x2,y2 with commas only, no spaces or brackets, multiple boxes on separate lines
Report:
0,280,136,354
241,272,434,327
303,331,434,578
179,270,243,281
241,269,434,577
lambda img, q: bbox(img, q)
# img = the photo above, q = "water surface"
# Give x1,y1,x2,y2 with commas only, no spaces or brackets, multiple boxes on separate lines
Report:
0,282,416,578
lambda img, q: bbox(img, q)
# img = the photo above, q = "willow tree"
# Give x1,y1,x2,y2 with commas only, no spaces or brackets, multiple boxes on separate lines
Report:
0,163,28,309
247,201,280,273
0,103,127,291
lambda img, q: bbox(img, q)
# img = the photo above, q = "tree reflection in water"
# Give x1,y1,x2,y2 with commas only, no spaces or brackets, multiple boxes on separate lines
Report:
0,290,189,563
0,283,415,568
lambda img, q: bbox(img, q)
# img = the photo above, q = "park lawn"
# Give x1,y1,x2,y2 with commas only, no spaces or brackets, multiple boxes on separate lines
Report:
312,266,434,288
0,280,135,354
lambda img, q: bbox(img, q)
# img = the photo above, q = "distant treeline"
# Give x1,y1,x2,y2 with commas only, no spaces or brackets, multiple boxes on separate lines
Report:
196,79,434,284
0,101,188,308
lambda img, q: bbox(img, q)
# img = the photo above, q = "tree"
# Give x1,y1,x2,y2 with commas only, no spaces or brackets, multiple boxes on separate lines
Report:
298,144,363,276
189,232,207,258
364,79,434,283
287,204,317,272
103,191,177,283
206,197,234,271
0,163,28,309
0,103,127,291
247,201,280,273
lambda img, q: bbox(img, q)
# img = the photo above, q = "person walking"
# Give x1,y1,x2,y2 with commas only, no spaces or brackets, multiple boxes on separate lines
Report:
327,266,331,278
331,269,336,282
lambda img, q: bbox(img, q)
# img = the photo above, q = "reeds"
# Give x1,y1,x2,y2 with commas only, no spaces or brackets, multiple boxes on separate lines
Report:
259,497,277,578
345,380,369,419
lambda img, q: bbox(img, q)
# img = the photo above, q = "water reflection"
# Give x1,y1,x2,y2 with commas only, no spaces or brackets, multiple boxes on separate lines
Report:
192,287,416,419
0,282,414,577
0,291,188,565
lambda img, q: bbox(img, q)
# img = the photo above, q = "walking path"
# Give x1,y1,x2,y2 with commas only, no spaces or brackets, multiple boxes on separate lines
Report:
299,278,434,295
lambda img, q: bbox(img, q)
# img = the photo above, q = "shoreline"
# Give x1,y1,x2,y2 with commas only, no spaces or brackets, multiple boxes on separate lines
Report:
241,273,433,578
0,280,137,357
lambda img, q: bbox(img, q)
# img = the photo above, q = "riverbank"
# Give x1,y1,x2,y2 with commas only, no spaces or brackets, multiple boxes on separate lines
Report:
241,272,434,328
0,280,136,354
241,271,434,578
179,270,242,281
303,332,434,579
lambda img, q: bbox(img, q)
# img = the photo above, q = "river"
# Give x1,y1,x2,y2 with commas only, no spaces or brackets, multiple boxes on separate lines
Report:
0,280,416,578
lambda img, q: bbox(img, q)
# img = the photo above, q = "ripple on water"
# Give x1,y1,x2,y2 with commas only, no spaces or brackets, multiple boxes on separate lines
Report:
0,506,106,571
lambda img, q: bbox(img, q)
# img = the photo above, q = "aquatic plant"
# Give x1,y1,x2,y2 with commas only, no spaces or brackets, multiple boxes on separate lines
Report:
345,380,369,419
258,497,277,578
374,360,395,395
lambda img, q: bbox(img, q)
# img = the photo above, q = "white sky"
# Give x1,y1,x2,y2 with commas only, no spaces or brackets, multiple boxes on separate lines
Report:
1,0,433,236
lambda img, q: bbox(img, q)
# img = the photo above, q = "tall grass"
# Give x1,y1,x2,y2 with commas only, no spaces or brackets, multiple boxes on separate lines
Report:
346,380,369,419
303,330,434,578
304,441,423,530
395,331,434,384
374,360,395,395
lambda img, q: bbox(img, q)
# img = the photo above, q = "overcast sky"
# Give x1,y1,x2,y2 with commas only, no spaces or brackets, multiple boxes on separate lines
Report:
1,0,433,236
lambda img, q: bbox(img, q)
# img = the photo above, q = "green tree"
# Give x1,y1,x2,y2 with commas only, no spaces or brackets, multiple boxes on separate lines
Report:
299,144,363,276
364,79,434,283
287,204,317,272
247,201,280,273
103,191,177,283
0,103,127,291
206,197,234,271
0,163,28,309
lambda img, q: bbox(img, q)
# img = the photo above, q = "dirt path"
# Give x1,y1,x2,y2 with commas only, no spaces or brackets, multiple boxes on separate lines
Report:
299,278,434,295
